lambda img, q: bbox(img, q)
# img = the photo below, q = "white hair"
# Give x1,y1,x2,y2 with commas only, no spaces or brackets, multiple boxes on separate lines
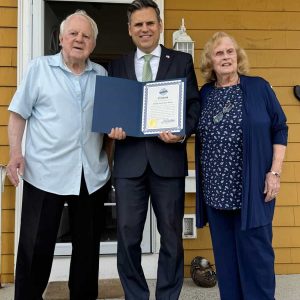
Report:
60,10,98,41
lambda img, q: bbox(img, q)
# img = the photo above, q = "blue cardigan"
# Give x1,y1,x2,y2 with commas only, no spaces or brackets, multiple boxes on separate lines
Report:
195,75,288,230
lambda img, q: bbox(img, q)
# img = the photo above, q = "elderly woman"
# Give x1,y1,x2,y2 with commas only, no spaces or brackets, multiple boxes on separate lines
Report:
195,32,288,300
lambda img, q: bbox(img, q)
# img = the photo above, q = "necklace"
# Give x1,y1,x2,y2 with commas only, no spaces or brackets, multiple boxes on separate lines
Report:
213,101,234,124
212,81,238,124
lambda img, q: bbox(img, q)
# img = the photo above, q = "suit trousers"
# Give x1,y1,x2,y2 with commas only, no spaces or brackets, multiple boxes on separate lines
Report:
115,165,185,300
206,206,275,300
14,177,109,300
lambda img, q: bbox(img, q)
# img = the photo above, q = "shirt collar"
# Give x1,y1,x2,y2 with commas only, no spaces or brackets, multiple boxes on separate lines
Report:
136,45,161,60
48,52,94,73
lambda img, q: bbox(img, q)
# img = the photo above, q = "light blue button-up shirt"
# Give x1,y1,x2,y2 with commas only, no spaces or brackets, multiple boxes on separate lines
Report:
9,52,110,195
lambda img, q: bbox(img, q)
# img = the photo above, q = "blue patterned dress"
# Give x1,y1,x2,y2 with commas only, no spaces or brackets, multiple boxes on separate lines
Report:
197,84,243,210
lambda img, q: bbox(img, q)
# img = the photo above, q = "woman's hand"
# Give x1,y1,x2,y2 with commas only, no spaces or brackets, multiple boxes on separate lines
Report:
264,172,280,202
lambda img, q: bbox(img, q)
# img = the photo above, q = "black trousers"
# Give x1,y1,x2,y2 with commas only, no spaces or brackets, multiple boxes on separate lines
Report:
14,177,110,300
115,165,185,300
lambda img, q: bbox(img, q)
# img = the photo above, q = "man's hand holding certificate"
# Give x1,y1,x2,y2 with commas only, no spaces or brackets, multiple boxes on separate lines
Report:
92,76,186,137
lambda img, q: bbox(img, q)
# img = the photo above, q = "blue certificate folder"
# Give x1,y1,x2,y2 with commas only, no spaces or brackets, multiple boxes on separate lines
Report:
92,76,186,137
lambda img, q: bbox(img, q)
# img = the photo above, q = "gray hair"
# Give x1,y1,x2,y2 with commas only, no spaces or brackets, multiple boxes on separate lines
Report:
127,0,161,23
200,31,249,82
60,10,98,41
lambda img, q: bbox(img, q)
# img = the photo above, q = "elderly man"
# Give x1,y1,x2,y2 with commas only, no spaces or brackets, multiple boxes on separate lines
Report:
108,1,199,299
6,10,110,300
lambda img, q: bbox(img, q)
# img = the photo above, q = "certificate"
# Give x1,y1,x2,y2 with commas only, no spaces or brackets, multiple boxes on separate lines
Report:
92,76,186,137
142,80,185,135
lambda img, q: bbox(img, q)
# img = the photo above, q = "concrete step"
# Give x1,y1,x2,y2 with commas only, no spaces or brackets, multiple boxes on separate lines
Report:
2,275,300,300
44,279,124,300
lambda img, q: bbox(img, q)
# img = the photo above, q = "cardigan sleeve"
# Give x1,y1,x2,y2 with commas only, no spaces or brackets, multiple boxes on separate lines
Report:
264,81,288,146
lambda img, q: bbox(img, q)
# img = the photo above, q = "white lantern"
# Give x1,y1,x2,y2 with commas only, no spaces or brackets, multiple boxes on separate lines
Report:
173,18,195,61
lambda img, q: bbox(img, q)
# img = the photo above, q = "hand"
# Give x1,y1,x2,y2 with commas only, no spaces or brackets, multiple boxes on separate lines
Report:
159,131,184,143
264,172,280,202
6,153,25,187
108,127,126,140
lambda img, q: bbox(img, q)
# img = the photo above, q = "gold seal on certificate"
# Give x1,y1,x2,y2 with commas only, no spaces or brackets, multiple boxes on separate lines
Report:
141,79,185,135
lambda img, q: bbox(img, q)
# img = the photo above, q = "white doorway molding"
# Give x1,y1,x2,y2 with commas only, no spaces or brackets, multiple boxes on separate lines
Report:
16,0,164,280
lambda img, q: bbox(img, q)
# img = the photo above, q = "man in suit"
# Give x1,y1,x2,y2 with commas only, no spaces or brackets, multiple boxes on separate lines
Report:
108,1,199,299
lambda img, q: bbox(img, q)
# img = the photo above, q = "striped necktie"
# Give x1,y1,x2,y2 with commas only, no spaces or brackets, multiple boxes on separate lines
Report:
142,54,153,82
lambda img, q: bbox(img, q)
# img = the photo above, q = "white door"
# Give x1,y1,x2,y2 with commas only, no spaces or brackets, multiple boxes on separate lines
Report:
16,0,164,258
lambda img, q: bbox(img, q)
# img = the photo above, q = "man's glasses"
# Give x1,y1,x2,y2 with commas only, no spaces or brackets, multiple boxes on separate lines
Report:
213,101,234,124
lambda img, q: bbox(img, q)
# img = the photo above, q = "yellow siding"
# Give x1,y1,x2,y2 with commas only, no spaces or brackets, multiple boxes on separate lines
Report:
0,126,8,144
2,233,14,255
1,186,15,282
166,12,300,31
0,87,16,106
0,7,17,27
0,146,9,165
288,124,300,142
0,1,16,284
282,162,300,182
165,0,300,11
165,0,300,276
0,28,17,47
2,185,15,210
294,208,300,226
0,1,17,7
0,48,17,66
1,254,14,274
0,67,17,86
0,106,10,125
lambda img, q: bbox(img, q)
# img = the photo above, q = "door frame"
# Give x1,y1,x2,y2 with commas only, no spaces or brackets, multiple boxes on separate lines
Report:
15,0,164,265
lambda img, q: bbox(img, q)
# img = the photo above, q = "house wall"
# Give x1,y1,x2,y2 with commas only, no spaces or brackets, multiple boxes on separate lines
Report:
0,0,17,284
164,0,300,277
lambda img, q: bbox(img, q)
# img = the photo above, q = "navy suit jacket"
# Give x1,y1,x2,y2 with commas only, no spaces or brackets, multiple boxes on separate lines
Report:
108,45,199,178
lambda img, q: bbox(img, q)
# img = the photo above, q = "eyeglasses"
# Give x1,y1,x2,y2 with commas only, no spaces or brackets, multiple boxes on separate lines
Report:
213,101,234,124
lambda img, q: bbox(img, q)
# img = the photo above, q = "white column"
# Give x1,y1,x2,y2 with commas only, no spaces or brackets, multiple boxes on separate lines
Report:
0,165,7,276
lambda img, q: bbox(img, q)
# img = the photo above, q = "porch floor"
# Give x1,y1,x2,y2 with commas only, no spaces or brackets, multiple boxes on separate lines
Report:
0,275,300,299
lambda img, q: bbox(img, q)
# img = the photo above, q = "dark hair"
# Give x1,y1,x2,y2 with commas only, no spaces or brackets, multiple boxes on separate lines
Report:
127,0,161,23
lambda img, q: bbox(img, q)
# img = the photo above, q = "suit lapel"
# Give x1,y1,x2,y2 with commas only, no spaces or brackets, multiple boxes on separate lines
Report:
125,46,174,81
156,45,174,80
125,51,137,80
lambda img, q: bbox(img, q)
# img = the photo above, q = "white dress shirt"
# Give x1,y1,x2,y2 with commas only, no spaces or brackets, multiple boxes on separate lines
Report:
135,45,161,82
